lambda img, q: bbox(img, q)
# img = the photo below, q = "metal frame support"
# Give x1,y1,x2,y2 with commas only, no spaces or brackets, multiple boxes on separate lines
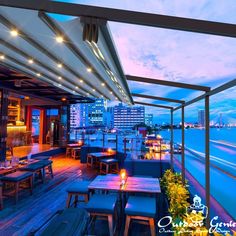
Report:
181,105,185,183
3,1,236,38
170,109,174,170
205,95,210,229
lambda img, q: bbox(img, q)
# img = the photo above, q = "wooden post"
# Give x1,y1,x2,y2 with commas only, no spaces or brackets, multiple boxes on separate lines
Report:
181,105,185,183
170,109,174,170
0,89,8,161
205,95,210,229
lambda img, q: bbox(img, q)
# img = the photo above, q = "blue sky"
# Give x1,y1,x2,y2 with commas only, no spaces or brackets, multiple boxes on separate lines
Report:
54,0,236,124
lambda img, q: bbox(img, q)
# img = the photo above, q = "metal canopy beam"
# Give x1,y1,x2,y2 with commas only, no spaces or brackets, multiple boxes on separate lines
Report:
134,101,173,109
127,75,210,91
173,78,236,111
132,93,185,104
0,38,91,97
2,0,236,38
38,12,122,102
0,14,109,100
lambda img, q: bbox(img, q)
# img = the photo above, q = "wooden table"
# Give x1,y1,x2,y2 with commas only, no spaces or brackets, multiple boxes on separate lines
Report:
0,167,18,177
88,175,160,193
0,160,39,177
87,152,116,168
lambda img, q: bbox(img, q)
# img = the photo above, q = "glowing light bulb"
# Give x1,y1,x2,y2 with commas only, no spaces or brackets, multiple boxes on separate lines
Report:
56,36,64,43
10,30,18,37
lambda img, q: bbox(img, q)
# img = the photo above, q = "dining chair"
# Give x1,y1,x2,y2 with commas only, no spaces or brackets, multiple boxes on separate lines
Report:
85,194,118,236
124,196,156,236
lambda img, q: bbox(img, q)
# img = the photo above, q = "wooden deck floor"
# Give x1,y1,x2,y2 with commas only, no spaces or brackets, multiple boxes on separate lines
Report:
0,155,165,236
0,155,96,236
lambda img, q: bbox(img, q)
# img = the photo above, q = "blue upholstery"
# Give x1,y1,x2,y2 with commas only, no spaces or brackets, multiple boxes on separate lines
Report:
40,160,53,167
125,196,156,218
19,163,43,171
0,171,33,182
100,158,118,164
20,160,52,172
34,156,51,161
85,194,117,214
66,181,90,194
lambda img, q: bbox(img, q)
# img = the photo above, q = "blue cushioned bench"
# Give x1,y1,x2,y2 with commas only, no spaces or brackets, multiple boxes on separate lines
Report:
19,160,53,184
0,171,33,204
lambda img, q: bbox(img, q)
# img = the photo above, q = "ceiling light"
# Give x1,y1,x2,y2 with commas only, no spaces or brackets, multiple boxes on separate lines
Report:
61,97,66,101
72,90,75,93
87,93,90,96
92,89,96,92
56,36,64,43
115,97,118,100
110,91,113,94
10,29,18,37
58,76,62,80
0,55,5,60
101,83,105,86
87,67,92,72
57,63,63,68
28,59,34,64
80,80,83,83
58,84,62,87
36,73,41,77
75,86,78,89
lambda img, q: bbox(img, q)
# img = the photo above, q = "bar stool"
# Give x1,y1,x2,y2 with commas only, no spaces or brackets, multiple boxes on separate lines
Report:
100,159,119,174
66,181,91,208
124,196,156,236
85,194,118,236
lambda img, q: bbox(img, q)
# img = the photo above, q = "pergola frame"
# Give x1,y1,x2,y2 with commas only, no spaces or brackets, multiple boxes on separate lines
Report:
1,0,236,229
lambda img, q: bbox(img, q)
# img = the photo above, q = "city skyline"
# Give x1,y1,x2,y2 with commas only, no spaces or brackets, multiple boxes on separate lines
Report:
71,100,230,128
53,0,236,123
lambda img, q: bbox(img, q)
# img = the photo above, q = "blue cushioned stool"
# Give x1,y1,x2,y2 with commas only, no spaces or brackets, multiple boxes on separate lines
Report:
100,158,119,174
124,196,156,236
66,181,91,208
85,194,118,236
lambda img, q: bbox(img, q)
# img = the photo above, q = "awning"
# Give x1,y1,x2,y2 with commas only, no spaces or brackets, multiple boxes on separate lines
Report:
0,6,133,104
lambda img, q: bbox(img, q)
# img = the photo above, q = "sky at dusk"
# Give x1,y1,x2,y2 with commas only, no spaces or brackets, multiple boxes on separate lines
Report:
53,0,236,124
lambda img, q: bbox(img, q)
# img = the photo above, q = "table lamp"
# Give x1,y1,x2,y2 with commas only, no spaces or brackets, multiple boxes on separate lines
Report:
120,169,127,186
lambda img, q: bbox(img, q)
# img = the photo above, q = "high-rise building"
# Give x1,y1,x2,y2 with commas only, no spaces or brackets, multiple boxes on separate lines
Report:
145,114,153,127
70,99,107,128
198,110,205,127
113,103,145,129
88,99,107,126
70,104,89,128
104,107,114,129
